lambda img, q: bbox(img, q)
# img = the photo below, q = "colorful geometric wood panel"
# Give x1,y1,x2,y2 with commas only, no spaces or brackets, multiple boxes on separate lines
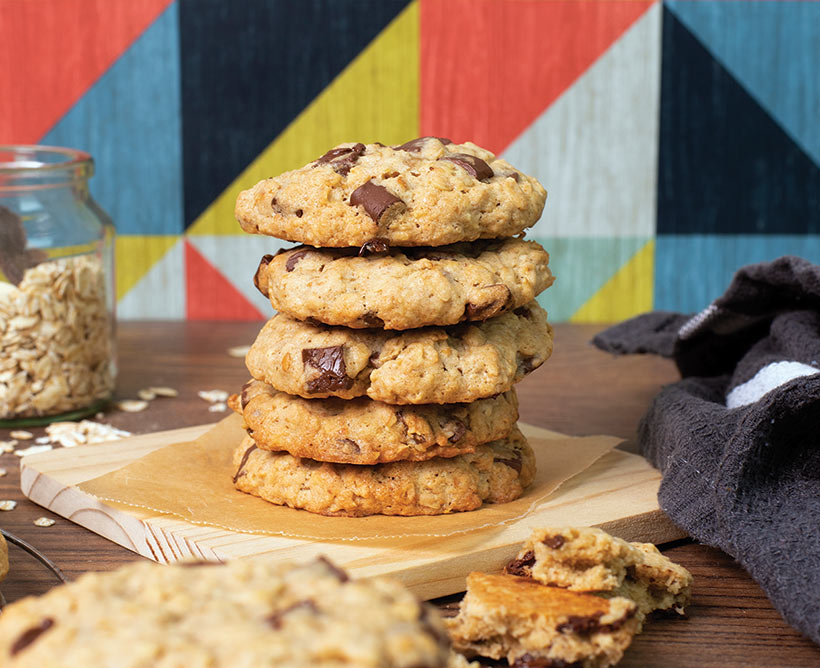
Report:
2,0,818,321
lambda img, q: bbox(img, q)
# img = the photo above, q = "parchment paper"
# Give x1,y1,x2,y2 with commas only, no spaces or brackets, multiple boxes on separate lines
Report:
78,414,620,541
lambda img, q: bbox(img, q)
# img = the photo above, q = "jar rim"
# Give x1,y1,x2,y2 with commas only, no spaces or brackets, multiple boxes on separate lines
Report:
0,145,92,174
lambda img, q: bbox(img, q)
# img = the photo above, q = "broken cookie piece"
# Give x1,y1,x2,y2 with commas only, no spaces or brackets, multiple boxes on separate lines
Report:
446,572,638,667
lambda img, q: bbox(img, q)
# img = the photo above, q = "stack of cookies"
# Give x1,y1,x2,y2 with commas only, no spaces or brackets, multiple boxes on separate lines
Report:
230,136,554,517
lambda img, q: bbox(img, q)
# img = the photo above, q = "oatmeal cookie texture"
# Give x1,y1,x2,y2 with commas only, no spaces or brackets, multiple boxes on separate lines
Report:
0,256,114,419
233,380,519,465
0,558,452,667
235,138,547,247
232,426,535,517
0,532,7,582
505,526,693,618
245,302,553,404
446,572,639,668
255,238,554,330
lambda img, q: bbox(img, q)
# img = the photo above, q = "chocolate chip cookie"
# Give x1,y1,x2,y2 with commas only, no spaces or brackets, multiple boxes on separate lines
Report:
232,425,535,516
234,380,519,465
505,527,693,619
0,557,454,667
445,572,639,667
235,138,547,247
245,302,552,404
255,238,554,330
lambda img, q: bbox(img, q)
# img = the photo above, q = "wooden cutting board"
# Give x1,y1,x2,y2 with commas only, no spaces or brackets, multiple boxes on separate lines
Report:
19,423,685,599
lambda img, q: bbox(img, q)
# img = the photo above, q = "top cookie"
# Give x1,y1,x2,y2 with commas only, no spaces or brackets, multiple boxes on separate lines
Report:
0,557,452,667
236,137,547,247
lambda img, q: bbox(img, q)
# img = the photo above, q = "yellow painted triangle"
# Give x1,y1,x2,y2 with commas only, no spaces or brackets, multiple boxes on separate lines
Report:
115,235,179,300
188,1,420,236
570,239,654,323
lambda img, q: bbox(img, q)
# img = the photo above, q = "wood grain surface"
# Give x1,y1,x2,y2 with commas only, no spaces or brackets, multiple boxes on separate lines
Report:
1,321,819,667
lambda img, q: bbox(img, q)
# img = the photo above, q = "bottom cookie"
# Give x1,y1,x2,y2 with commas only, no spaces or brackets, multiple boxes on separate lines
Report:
232,426,535,516
445,572,639,668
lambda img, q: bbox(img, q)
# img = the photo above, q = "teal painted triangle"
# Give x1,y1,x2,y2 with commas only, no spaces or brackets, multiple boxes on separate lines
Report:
530,237,648,322
667,0,820,166
42,4,182,236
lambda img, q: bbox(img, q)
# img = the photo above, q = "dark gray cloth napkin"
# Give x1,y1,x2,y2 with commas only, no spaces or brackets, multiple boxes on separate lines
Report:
593,256,820,644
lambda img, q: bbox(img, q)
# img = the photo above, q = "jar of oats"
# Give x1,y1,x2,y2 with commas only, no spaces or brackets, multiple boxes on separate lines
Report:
0,145,116,425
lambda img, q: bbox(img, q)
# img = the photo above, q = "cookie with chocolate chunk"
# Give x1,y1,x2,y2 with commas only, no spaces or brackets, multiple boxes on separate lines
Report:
505,527,693,619
232,426,535,516
255,238,554,330
0,557,452,667
446,572,638,668
236,138,547,247
245,302,553,405
234,380,519,465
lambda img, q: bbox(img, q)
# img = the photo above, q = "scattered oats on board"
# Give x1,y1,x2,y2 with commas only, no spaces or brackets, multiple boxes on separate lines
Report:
35,436,51,444
149,386,178,398
198,389,229,404
15,444,53,457
116,399,149,413
227,345,251,358
0,441,16,454
0,468,7,477
137,388,156,401
45,420,131,448
34,517,56,527
9,430,33,440
208,402,228,413
0,500,17,511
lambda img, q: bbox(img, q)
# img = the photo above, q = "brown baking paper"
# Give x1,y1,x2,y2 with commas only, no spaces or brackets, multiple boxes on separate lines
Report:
78,413,620,541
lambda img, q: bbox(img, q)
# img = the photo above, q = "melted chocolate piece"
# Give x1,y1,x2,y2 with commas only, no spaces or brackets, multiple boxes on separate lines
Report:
495,453,523,474
318,555,350,582
240,381,253,409
465,285,512,321
512,655,582,668
504,550,535,577
285,248,311,272
302,346,354,394
315,143,365,176
543,534,566,550
518,356,538,375
232,444,258,483
439,153,494,181
295,209,303,217
337,438,361,455
358,237,390,256
349,180,404,223
361,312,385,328
556,612,604,635
394,136,453,152
10,618,54,656
253,254,275,296
446,418,467,444
267,600,319,629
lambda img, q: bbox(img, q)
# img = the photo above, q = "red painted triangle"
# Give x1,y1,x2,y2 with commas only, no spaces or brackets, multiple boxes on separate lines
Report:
184,241,265,321
0,0,173,143
421,0,654,154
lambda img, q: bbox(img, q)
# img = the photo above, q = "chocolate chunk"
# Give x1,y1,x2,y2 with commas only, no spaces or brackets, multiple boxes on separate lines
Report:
439,153,493,181
232,444,258,483
506,171,521,182
513,306,531,317
361,312,385,328
465,284,513,321
394,136,453,152
302,346,354,394
446,418,467,444
358,237,390,256
317,555,350,582
557,612,604,635
512,655,582,668
504,550,535,577
295,208,303,217
284,248,311,272
253,254,275,296
543,534,566,550
337,438,361,455
240,381,253,409
349,180,404,223
0,206,46,286
267,600,320,629
10,618,54,656
518,356,538,375
495,453,523,474
315,143,365,175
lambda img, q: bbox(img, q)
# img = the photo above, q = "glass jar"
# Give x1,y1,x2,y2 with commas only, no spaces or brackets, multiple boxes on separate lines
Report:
0,145,116,425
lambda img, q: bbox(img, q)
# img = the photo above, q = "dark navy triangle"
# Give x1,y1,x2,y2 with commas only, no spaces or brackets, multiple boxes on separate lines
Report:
179,0,411,227
658,6,820,235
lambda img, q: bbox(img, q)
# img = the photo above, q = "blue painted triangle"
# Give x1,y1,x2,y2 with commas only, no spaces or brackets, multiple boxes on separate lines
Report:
667,0,820,166
529,237,648,322
41,4,183,236
658,7,820,235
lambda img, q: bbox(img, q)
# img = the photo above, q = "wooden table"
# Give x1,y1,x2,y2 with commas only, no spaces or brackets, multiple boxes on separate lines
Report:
1,322,818,666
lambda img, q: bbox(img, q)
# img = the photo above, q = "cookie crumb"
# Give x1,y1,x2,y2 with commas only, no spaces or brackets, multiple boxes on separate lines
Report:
33,517,55,527
0,500,17,511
